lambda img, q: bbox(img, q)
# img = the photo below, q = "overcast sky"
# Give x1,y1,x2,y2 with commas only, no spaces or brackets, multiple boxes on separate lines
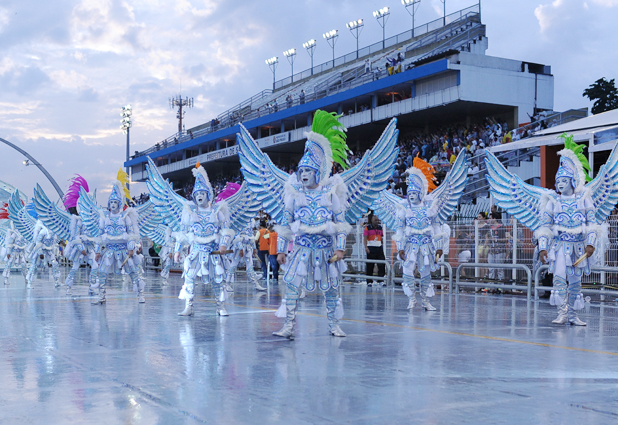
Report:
1,0,616,204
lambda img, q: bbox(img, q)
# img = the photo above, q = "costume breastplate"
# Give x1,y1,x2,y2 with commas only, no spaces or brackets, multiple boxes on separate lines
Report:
105,215,126,236
294,189,333,227
405,207,432,231
191,211,219,238
42,235,55,247
554,198,586,230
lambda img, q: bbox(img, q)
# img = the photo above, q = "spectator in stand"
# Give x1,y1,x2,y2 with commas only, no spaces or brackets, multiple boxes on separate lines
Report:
364,213,386,287
299,89,305,104
255,221,270,281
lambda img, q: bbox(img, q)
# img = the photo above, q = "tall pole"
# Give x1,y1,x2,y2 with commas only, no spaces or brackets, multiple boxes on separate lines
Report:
120,104,132,188
347,20,364,59
265,57,278,90
303,40,316,76
402,1,421,38
126,127,130,186
0,137,64,199
169,96,193,136
373,8,390,49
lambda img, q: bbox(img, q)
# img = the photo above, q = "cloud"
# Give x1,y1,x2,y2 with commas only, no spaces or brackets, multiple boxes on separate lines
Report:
77,87,99,102
0,65,51,94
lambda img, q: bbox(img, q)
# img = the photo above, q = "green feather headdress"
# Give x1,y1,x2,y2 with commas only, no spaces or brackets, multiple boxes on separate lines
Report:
310,110,351,170
558,132,591,182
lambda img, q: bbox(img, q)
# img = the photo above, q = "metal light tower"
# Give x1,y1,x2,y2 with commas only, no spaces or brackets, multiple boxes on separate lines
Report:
303,39,316,75
265,56,279,90
322,29,339,66
346,19,364,58
283,48,297,82
169,95,193,135
373,7,390,49
120,104,132,182
439,0,446,26
0,137,64,199
402,0,421,37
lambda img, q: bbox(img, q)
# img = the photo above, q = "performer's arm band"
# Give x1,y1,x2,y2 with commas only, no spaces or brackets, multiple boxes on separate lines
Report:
586,232,596,246
220,235,232,248
277,236,289,254
128,241,136,251
174,241,183,253
336,233,346,251
538,236,549,251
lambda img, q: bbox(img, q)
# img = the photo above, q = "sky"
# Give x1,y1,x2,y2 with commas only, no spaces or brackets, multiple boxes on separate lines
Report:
1,0,617,204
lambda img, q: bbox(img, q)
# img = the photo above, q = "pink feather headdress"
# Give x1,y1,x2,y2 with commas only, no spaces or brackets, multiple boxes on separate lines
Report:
63,174,89,209
215,182,240,202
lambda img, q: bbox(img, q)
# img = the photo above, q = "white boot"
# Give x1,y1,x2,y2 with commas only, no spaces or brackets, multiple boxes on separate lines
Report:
407,293,417,310
216,301,229,316
273,300,297,339
551,302,568,324
178,300,194,316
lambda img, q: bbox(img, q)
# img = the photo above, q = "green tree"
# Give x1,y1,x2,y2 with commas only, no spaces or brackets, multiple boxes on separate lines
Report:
583,77,618,114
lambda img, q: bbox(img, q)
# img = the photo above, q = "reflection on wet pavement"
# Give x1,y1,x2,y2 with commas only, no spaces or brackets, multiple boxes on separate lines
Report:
1,269,618,424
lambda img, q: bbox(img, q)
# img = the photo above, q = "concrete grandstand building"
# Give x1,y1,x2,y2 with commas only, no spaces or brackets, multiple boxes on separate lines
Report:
125,2,554,195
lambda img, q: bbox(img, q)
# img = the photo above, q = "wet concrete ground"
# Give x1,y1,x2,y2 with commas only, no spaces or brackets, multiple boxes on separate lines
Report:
1,267,618,424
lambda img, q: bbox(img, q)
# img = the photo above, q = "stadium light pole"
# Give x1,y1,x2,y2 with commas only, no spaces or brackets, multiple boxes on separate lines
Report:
283,48,297,82
439,0,446,26
373,7,390,49
303,39,316,75
120,104,132,184
346,19,364,59
322,29,339,67
265,56,278,90
0,138,64,199
402,0,421,38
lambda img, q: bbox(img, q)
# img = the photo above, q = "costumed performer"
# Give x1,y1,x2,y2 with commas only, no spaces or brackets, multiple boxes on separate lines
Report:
485,134,618,326
238,110,399,338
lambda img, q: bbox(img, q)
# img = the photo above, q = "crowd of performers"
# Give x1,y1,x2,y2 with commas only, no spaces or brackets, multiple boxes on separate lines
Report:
2,110,618,337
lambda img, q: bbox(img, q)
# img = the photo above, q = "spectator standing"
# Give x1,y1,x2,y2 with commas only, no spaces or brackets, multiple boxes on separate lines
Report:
486,212,507,281
268,226,279,282
255,221,270,281
299,89,305,104
364,59,371,74
364,214,386,286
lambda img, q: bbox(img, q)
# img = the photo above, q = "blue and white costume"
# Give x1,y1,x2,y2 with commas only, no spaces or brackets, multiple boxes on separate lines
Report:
372,152,467,311
224,220,265,292
238,110,399,338
1,222,28,285
485,134,618,326
77,173,154,305
146,159,260,317
26,220,60,288
33,183,100,296
159,226,176,285
7,191,60,289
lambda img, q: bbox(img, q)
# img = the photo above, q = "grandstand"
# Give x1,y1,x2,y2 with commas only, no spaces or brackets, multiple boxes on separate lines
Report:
125,2,554,206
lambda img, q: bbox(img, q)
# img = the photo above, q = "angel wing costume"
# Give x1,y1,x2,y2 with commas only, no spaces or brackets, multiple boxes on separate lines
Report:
372,152,468,311
8,192,61,289
485,134,618,326
1,218,28,286
33,176,100,296
216,184,265,293
78,170,145,305
238,110,399,338
146,158,260,317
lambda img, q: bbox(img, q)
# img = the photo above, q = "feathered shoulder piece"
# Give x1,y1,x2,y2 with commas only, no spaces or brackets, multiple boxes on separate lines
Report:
412,155,438,193
64,174,89,209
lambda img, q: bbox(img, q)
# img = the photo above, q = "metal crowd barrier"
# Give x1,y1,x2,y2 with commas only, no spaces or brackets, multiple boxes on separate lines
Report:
454,263,532,301
342,258,391,286
390,260,453,290
534,264,618,301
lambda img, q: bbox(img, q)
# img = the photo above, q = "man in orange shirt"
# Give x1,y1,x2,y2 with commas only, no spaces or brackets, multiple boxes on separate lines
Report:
255,221,270,280
268,226,279,282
